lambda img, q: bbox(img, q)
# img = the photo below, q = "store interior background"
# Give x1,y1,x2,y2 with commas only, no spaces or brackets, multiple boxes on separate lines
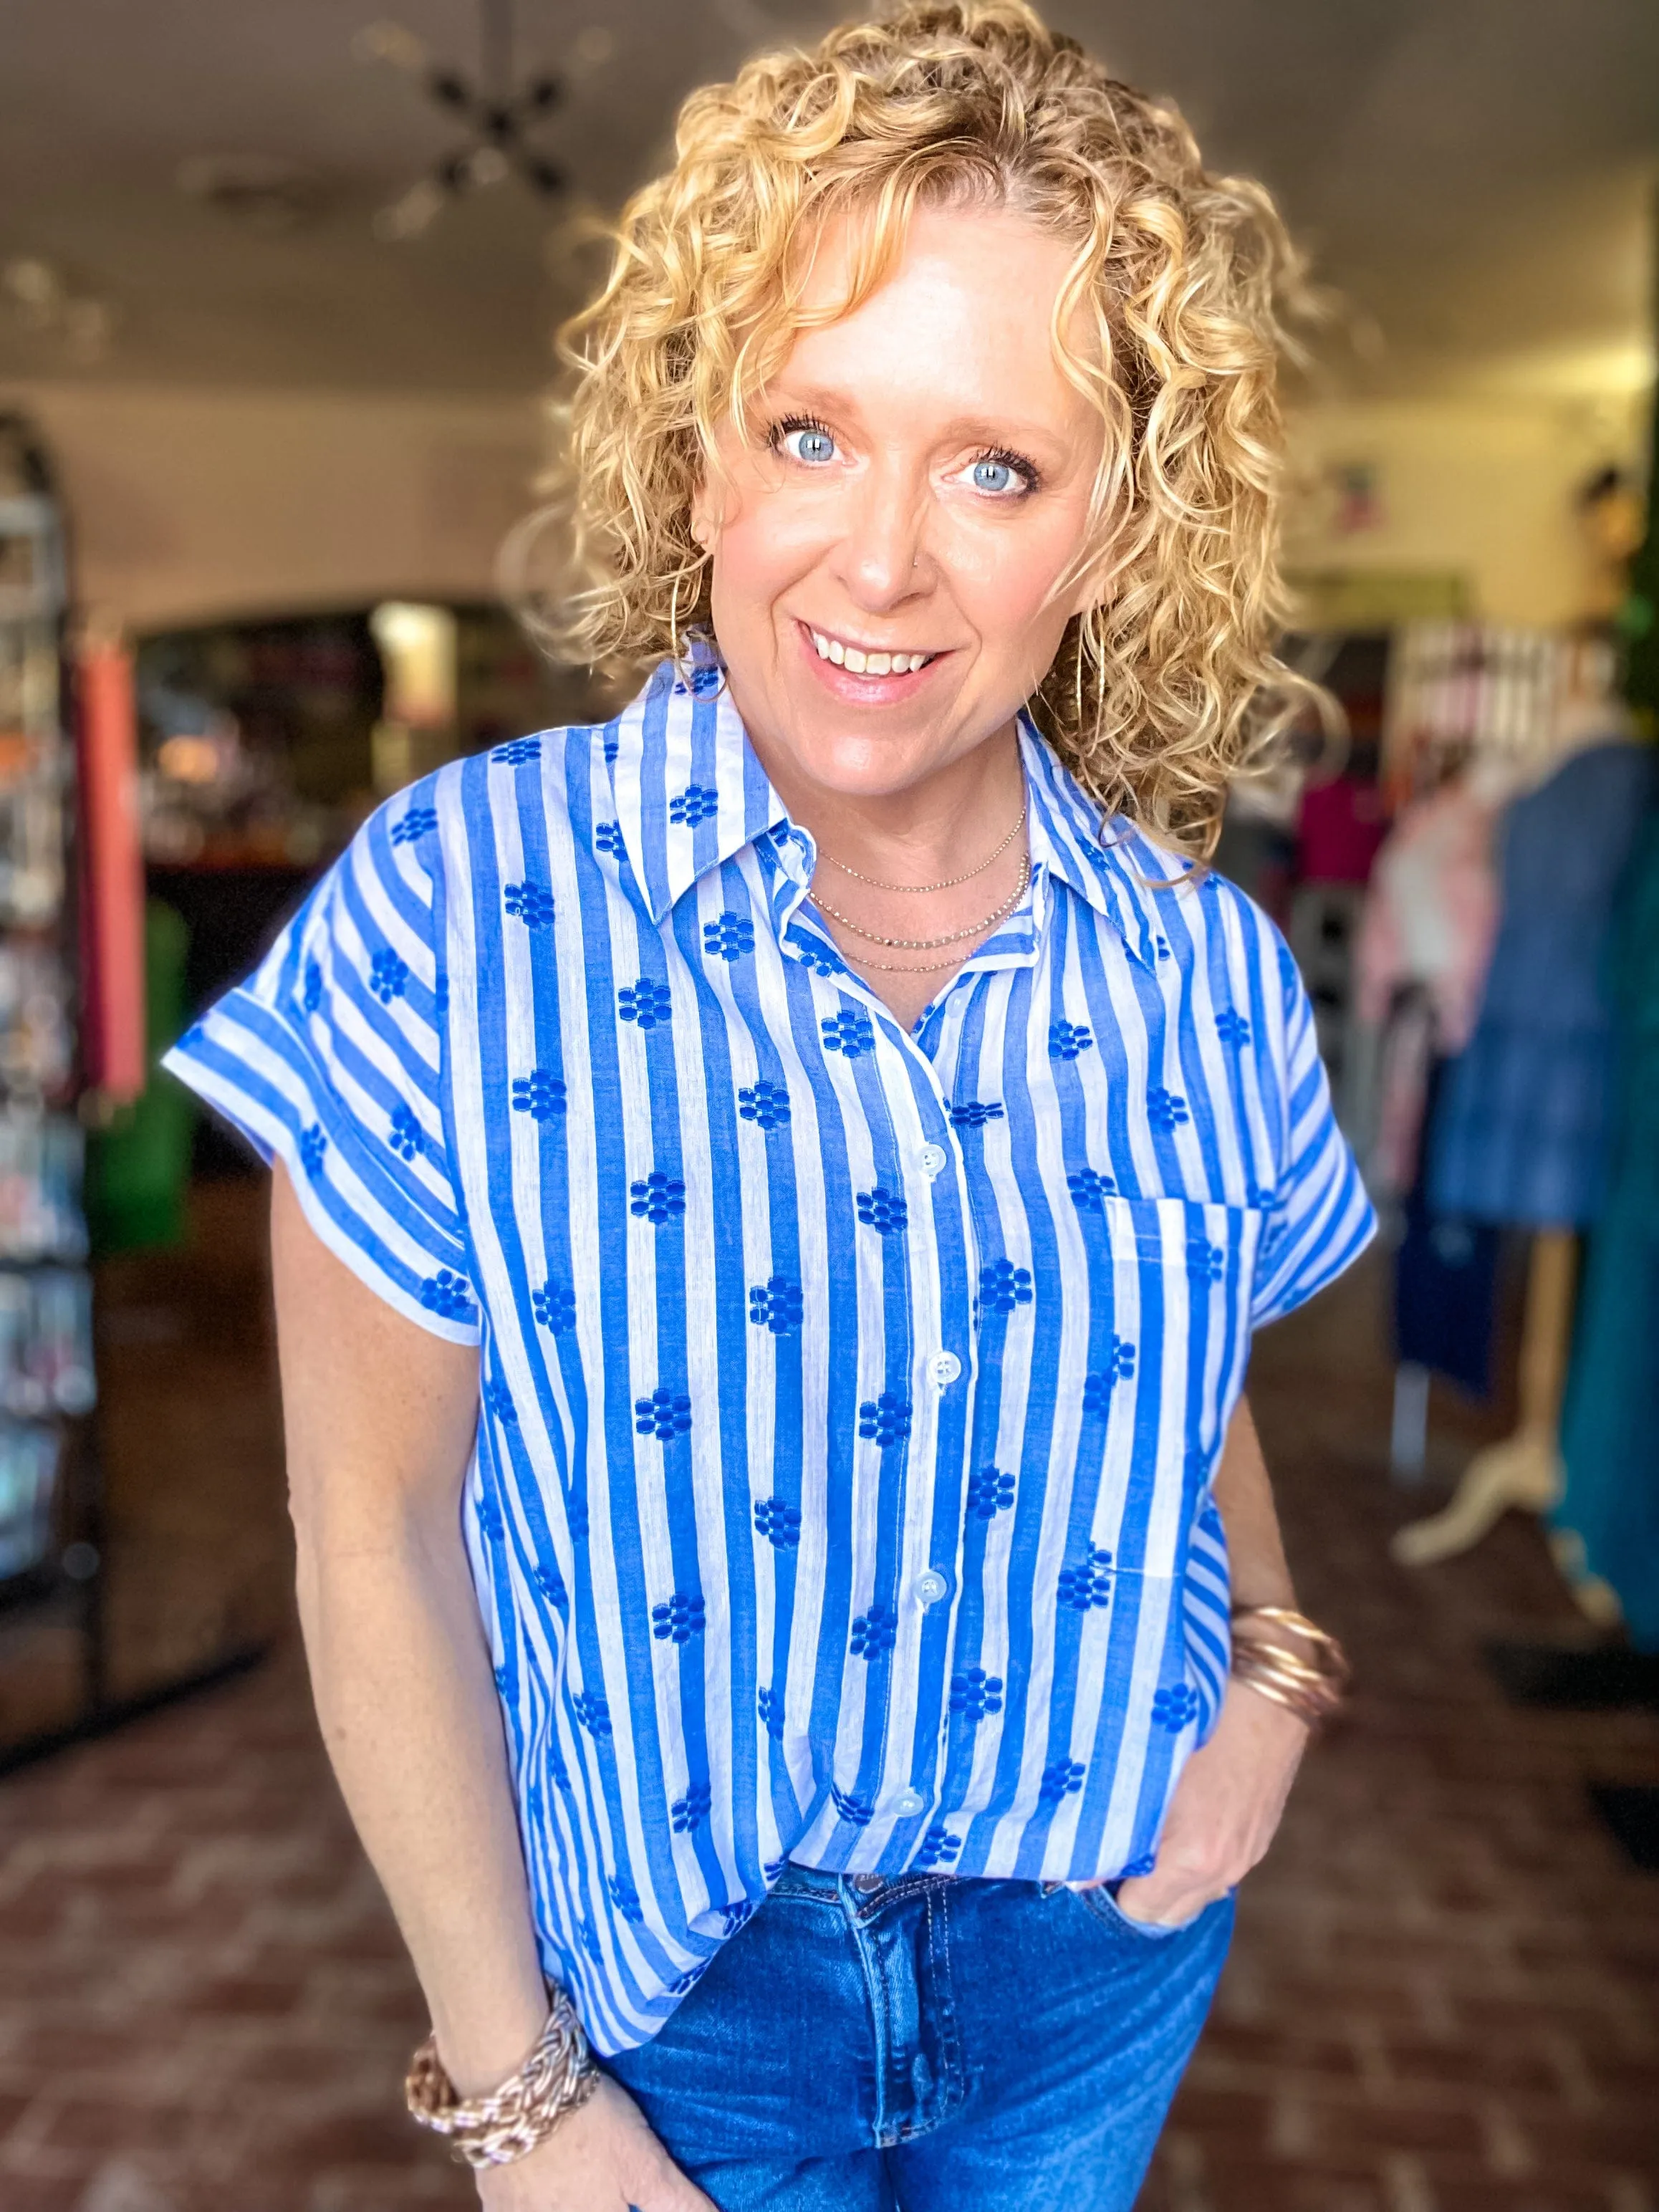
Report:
0,1,1656,2206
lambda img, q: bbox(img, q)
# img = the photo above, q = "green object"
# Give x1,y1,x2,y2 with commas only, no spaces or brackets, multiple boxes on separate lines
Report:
83,899,196,1256
1620,191,1659,723
1554,819,1659,1648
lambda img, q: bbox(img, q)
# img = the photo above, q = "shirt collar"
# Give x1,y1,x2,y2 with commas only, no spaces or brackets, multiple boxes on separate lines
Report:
603,653,1178,967
605,647,790,925
1017,714,1172,971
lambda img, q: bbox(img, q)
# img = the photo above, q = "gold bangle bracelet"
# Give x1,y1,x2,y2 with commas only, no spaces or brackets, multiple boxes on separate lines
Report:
406,1987,599,2170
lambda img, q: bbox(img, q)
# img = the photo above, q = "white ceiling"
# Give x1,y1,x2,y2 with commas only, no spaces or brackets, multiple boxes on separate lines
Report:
0,0,1655,398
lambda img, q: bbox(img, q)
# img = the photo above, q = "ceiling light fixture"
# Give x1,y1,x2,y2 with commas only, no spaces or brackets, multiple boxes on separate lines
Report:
355,1,613,241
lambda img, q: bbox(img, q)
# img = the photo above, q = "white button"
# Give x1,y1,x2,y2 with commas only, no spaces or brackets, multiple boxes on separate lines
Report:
928,1350,962,1388
895,1789,925,1819
915,1569,948,1606
918,1143,948,1178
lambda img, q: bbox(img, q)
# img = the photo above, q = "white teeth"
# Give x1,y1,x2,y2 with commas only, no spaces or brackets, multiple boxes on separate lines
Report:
808,627,933,675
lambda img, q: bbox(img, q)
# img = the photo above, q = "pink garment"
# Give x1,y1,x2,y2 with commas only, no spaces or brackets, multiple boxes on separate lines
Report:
1297,775,1389,885
1356,779,1500,1193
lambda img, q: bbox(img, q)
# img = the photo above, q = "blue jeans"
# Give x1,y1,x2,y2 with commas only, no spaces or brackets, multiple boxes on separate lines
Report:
607,1865,1234,2211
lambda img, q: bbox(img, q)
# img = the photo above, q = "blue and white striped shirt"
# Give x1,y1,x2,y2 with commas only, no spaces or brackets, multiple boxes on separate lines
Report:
165,655,1373,2054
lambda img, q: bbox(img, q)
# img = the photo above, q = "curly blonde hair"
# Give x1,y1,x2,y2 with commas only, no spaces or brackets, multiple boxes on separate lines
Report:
519,0,1315,852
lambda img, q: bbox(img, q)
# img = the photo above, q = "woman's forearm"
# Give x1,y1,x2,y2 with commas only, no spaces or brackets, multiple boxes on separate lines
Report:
1211,1395,1297,1611
271,1164,549,2097
294,1501,550,2093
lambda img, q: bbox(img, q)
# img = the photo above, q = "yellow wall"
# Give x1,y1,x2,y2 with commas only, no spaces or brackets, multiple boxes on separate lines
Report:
1,382,547,633
1284,388,1650,629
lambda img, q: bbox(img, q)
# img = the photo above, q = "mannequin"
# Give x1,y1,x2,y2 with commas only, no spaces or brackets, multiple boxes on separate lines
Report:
1391,638,1652,1585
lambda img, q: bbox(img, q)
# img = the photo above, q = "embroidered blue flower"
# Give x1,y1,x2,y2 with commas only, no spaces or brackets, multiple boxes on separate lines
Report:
1154,934,1171,961
948,1100,1004,1129
856,1187,908,1235
822,1007,875,1059
1038,1757,1086,1805
608,1873,643,1923
593,820,625,857
1148,1086,1191,1130
478,1494,505,1541
635,1388,693,1441
630,1170,686,1223
298,1123,327,1176
420,1270,476,1322
687,662,723,697
484,1377,518,1428
504,880,557,929
749,1276,804,1334
1067,1166,1117,1209
1152,1683,1201,1733
1187,1238,1224,1283
763,1856,789,1882
753,1495,802,1548
618,978,674,1029
948,1668,1004,1721
716,1900,754,1937
671,1780,713,1834
830,1785,875,1827
565,1492,590,1542
850,1606,896,1660
572,1690,611,1737
493,737,542,765
737,1079,791,1129
668,1964,707,1996
602,730,620,764
301,959,324,1014
1057,1545,1115,1610
368,948,409,1003
915,1824,962,1868
669,784,720,827
532,1279,577,1334
966,1463,1016,1519
533,1562,567,1607
758,1684,785,1738
1048,1019,1094,1061
391,804,438,846
494,1663,511,1694
651,1590,706,1643
511,1070,567,1122
1215,1008,1251,1047
1081,1339,1136,1413
978,1259,1033,1316
388,1102,425,1160
858,1393,911,1448
787,931,842,976
703,912,755,961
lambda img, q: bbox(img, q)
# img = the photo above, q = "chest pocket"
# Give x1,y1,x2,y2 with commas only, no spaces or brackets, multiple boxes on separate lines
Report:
1085,1196,1261,1583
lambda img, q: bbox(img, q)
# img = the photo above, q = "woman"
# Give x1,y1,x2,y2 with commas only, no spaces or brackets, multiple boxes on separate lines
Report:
166,6,1372,2206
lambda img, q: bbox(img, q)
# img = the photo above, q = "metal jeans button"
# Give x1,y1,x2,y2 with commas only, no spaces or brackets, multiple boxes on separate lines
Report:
851,1872,884,1894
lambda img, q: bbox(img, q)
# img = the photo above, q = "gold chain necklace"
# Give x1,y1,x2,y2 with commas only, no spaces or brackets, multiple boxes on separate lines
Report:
818,802,1027,893
811,849,1029,949
815,851,1030,973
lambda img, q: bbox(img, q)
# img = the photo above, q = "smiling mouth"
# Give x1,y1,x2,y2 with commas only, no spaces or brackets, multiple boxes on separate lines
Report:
803,623,940,678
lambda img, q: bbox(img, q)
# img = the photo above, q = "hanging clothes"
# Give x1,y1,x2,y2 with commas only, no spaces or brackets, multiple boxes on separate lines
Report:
1355,774,1500,1193
1554,814,1659,1648
1428,740,1658,1227
1393,1053,1504,1398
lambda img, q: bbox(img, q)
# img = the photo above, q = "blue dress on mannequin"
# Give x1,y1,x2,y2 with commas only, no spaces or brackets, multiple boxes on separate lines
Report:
1428,741,1658,1228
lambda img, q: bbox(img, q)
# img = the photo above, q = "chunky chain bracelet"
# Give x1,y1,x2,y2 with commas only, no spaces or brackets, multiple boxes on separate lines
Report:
1229,1604,1350,1729
405,1985,600,2170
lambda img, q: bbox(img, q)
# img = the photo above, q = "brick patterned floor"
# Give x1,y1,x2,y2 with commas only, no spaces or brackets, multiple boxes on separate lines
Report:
0,1198,1655,2208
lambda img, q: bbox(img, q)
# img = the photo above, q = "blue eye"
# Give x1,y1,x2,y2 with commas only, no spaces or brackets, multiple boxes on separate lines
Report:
783,425,837,466
971,458,1015,494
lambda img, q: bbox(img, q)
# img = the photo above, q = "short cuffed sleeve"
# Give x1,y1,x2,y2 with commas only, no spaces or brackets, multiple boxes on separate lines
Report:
161,785,479,1343
1250,941,1377,1329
